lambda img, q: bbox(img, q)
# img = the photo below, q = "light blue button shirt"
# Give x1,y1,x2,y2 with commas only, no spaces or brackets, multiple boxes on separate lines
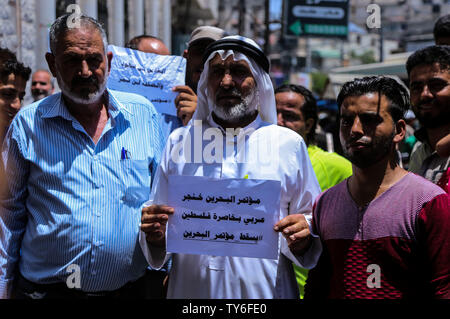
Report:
0,89,164,297
159,113,183,143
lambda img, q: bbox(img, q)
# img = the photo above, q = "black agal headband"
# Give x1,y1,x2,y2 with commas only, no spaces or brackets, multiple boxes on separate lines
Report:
202,38,270,73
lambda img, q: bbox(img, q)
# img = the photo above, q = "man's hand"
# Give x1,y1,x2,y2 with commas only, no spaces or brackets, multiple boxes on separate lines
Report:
274,214,312,256
141,205,174,247
173,85,197,125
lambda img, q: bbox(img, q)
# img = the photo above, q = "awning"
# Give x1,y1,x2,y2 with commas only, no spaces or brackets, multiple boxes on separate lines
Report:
322,73,406,100
330,52,412,79
312,49,341,59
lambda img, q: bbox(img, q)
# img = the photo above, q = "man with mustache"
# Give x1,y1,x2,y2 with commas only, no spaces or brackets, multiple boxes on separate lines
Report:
0,14,165,298
304,76,449,299
172,26,227,127
0,48,31,143
275,84,352,298
406,45,450,191
139,36,322,298
30,69,55,102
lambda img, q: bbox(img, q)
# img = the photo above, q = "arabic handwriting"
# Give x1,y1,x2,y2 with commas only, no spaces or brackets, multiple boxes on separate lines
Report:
184,194,261,206
120,62,167,74
212,213,242,223
240,232,263,242
182,193,204,202
117,78,164,89
181,211,211,220
183,230,210,239
243,217,265,225
213,232,235,241
237,196,261,205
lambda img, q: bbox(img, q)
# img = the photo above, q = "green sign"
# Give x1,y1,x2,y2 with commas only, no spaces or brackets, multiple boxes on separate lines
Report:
285,0,349,39
304,24,348,36
289,20,303,36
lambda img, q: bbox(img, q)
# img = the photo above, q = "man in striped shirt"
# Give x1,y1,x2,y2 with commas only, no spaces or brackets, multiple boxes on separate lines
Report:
0,14,164,298
304,76,449,299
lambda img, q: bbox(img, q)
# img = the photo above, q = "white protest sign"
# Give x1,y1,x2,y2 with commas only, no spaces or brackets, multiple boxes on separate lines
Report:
107,45,186,116
167,175,281,259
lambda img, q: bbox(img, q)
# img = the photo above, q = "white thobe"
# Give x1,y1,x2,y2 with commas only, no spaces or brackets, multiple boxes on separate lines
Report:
140,115,322,298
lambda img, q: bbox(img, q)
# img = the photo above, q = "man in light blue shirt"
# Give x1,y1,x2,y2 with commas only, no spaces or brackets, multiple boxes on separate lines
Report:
0,14,164,298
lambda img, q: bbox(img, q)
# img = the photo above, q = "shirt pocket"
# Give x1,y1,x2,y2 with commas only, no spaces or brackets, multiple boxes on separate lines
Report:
121,159,151,206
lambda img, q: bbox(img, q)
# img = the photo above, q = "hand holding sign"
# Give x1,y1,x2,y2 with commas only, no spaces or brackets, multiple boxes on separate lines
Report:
141,205,174,247
167,176,281,259
107,45,186,117
173,85,197,125
274,214,311,255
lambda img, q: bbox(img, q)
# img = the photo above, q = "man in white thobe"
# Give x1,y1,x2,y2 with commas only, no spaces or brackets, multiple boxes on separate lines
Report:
139,36,322,298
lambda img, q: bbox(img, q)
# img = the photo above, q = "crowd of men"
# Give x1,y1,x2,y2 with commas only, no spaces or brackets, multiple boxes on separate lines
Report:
0,12,448,299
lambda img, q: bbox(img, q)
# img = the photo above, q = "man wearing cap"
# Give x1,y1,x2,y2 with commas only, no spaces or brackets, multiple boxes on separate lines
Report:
173,26,226,126
139,36,322,298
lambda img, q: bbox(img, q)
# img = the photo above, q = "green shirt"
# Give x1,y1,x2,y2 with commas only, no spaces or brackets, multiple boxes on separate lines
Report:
294,145,353,298
307,145,353,191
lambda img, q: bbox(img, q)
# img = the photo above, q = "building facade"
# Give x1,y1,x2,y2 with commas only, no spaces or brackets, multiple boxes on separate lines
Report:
0,0,172,72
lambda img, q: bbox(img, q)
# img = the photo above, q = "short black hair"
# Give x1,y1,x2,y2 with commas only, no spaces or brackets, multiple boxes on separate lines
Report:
125,35,165,50
337,76,410,123
0,47,17,65
0,47,31,84
406,45,450,76
434,14,450,41
275,84,318,144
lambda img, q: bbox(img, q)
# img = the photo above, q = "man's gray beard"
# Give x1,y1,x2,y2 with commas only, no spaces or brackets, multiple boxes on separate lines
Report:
211,89,258,123
32,93,47,102
56,73,108,105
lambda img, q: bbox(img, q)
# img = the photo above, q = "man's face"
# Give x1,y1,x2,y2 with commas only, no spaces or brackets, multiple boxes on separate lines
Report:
46,26,112,105
409,63,450,129
339,93,399,168
0,73,27,128
185,40,214,93
207,54,257,122
275,91,311,140
31,70,53,101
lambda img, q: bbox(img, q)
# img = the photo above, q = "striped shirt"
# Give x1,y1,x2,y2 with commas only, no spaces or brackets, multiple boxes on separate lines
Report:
0,89,164,298
305,173,448,299
159,113,183,145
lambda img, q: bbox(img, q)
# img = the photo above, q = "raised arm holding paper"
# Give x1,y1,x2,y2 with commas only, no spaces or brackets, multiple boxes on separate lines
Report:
140,36,322,299
173,26,227,126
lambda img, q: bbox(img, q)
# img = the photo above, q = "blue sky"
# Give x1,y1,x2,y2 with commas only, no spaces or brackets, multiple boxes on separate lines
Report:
270,0,283,20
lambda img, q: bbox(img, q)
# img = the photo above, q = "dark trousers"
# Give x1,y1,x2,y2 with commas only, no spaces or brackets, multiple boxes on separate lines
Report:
12,269,167,299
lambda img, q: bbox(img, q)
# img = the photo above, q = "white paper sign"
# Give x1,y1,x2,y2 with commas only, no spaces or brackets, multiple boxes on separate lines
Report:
167,175,281,259
107,45,186,116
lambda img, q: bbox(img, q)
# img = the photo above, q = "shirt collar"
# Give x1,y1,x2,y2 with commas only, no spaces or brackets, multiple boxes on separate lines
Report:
41,88,133,121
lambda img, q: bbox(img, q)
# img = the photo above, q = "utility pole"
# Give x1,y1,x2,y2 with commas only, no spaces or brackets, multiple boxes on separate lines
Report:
379,5,383,62
218,1,225,29
15,0,22,61
264,0,270,55
238,1,246,36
